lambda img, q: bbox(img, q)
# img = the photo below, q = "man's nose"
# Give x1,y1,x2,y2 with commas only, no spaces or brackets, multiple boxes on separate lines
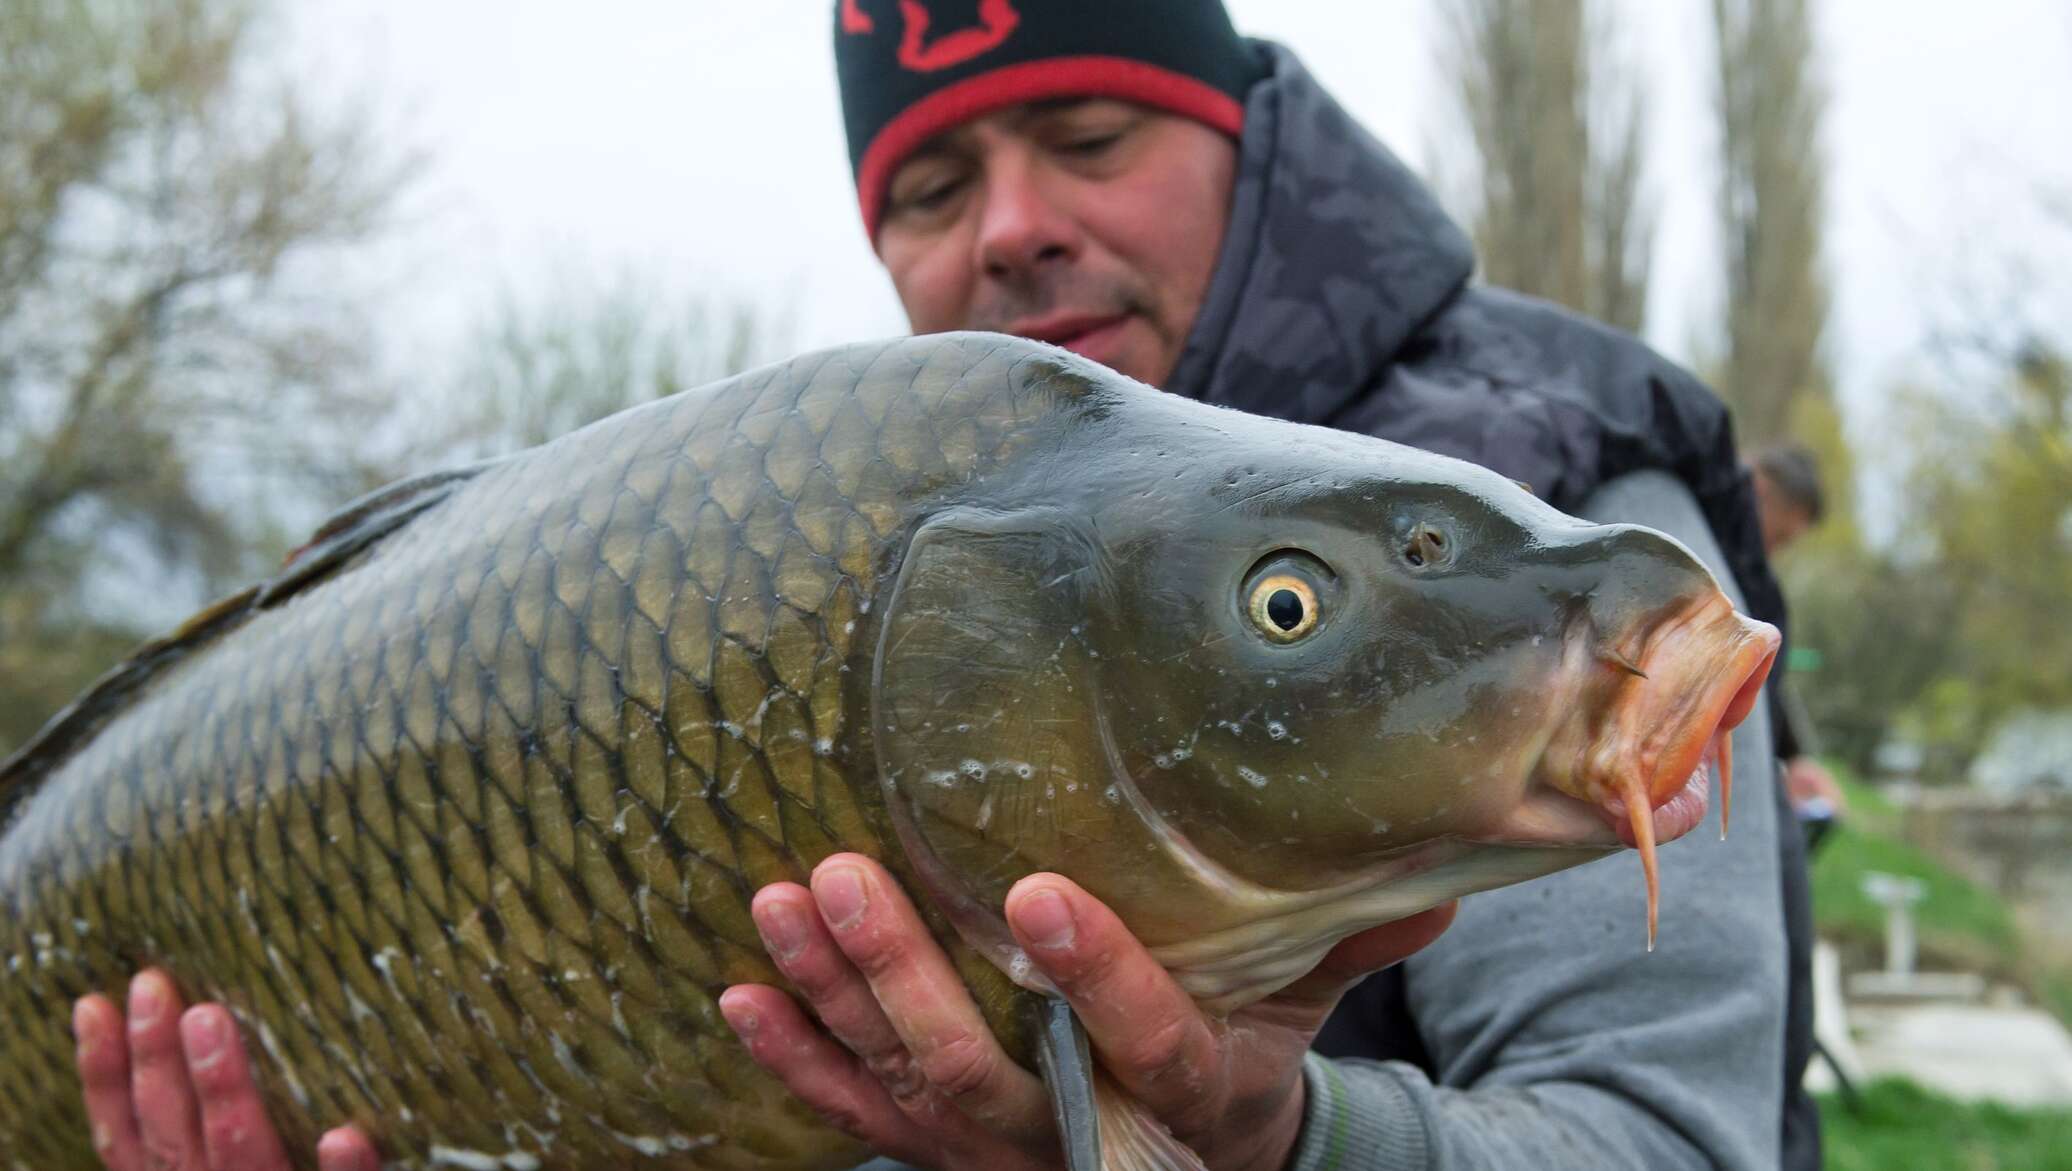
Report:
974,155,1079,280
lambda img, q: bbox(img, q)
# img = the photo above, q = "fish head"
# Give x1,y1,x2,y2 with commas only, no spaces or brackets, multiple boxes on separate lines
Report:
871,374,1776,1002
1095,444,1778,877
1067,412,1778,980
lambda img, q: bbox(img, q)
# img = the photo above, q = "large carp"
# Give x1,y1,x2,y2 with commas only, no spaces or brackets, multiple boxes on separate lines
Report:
0,333,1776,1170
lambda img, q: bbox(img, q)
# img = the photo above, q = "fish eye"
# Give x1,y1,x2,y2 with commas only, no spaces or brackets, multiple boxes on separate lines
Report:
1247,573,1321,642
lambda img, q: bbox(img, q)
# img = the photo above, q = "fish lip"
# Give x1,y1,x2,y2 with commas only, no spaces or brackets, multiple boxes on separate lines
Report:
1486,764,1709,849
1516,591,1778,848
1604,762,1712,847
1628,595,1778,808
1006,310,1129,348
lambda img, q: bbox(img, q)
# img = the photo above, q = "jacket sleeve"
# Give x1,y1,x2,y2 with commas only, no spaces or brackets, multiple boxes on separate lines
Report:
1285,469,1788,1171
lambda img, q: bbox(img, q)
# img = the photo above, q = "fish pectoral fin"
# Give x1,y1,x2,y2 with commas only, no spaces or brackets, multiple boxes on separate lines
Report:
1092,1070,1210,1171
1034,997,1209,1171
1037,996,1102,1171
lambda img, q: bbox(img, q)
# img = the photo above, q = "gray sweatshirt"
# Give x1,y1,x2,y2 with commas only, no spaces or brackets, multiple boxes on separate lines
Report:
853,471,1788,1171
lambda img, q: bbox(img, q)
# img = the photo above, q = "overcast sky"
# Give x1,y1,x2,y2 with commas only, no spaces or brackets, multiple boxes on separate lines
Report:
292,1,2072,443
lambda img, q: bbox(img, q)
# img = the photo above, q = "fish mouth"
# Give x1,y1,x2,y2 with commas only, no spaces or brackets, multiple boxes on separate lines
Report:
1510,590,1779,945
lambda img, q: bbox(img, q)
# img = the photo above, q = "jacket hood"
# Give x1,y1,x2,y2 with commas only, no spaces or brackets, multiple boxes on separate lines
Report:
1166,41,1474,422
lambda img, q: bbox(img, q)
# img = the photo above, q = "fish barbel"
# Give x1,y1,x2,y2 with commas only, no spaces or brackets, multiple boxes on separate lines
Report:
0,334,1776,1169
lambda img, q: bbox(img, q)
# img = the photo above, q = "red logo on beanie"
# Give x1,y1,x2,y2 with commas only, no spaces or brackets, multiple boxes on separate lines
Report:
841,1,1021,72
902,0,1021,72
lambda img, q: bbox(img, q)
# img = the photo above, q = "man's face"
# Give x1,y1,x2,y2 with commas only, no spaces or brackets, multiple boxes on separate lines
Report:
1751,471,1813,554
873,99,1238,389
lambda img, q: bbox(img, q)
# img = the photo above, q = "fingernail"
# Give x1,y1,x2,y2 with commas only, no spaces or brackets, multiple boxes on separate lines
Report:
719,993,760,1039
72,1001,98,1053
1016,888,1075,950
181,1008,226,1068
317,1129,372,1171
128,977,164,1028
815,865,867,932
755,899,811,961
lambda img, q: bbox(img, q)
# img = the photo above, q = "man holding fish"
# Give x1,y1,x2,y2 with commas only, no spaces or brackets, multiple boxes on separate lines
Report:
68,2,1816,1169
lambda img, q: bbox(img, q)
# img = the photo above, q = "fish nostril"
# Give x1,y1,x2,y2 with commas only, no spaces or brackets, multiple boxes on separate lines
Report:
1404,525,1449,568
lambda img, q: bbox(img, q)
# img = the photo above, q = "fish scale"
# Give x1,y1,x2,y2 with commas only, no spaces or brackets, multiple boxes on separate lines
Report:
0,336,1054,1169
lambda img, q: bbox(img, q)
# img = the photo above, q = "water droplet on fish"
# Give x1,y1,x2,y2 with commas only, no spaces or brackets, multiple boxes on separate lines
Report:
1264,677,1278,688
1013,762,1034,779
1266,721,1287,740
959,759,987,780
1153,753,1174,769
1237,766,1268,788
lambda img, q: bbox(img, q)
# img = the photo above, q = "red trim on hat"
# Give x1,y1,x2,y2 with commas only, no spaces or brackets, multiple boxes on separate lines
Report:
857,55,1246,238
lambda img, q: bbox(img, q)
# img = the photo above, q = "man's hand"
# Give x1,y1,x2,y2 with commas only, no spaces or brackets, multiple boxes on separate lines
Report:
1784,756,1845,814
73,970,379,1171
720,855,1456,1171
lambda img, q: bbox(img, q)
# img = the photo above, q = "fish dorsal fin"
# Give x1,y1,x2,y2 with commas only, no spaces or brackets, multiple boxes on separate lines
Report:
0,462,487,817
259,463,490,605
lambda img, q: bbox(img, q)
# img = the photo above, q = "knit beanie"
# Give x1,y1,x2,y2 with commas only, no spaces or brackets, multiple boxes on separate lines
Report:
835,0,1265,236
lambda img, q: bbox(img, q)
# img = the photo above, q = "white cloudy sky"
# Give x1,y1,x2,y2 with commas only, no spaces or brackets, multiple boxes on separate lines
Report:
291,1,2072,439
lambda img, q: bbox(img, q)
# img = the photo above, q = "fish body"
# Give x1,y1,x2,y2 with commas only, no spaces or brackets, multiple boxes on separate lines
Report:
0,334,1775,1169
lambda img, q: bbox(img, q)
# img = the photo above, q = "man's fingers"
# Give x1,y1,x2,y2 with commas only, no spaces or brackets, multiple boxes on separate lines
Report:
125,969,206,1169
1004,874,1225,1135
1276,901,1459,1012
74,995,145,1171
180,1005,293,1171
751,882,926,1107
718,984,940,1164
804,856,1050,1134
316,1127,382,1171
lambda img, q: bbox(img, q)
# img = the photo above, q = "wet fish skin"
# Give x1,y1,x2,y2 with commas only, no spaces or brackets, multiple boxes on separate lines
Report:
0,333,1774,1169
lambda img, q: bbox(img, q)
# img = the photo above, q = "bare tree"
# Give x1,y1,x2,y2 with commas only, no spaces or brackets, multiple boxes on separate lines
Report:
1435,0,1653,334
1712,0,1830,446
0,0,412,750
435,268,788,461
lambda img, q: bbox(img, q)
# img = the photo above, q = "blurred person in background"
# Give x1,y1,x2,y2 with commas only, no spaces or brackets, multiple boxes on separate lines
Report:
1749,444,1825,561
1747,443,1848,831
71,4,1818,1170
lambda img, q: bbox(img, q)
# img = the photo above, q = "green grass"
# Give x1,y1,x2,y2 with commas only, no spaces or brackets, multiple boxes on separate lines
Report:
1818,1079,2072,1171
1810,766,2072,1025
1810,770,2022,973
1806,773,2072,1167
2041,969,2072,1031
